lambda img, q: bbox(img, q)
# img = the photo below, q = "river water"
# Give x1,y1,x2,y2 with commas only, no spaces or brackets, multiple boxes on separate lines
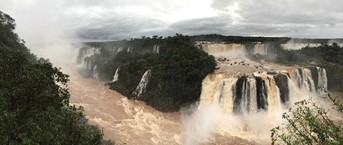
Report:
65,66,183,145
64,65,259,145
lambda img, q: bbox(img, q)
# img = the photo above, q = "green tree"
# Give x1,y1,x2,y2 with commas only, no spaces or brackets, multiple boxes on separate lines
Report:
271,95,343,145
109,34,216,111
0,10,113,145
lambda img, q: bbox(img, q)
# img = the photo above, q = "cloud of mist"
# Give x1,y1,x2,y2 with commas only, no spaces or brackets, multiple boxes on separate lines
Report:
181,101,287,145
181,103,224,145
0,0,81,67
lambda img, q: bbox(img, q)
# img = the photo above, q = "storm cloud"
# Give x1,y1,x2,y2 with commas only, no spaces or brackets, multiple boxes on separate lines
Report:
1,0,342,45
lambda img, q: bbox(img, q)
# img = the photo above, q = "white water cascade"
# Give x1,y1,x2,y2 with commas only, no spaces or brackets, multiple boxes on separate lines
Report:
153,45,160,54
234,76,258,114
111,67,120,83
133,70,152,98
316,67,328,94
199,67,328,115
253,42,268,55
78,47,100,66
201,43,247,58
92,65,99,78
296,68,316,92
127,47,133,53
117,47,123,53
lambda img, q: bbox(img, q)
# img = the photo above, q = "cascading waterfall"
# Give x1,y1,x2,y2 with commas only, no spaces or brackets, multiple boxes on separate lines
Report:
111,67,120,83
83,58,92,70
253,42,268,55
199,74,237,115
153,45,160,54
78,47,100,65
264,75,281,112
92,65,99,78
117,47,123,53
111,46,116,52
301,68,316,92
234,76,258,114
316,67,328,94
255,76,268,110
273,73,290,105
201,43,247,58
133,70,152,98
199,67,328,115
127,47,133,53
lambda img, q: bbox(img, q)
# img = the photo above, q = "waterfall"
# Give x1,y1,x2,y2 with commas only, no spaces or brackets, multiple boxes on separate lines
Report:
153,45,160,54
253,42,268,55
303,68,316,92
234,76,258,114
83,59,88,69
201,43,246,58
198,74,237,115
316,67,328,94
265,75,281,112
77,47,101,66
112,46,116,52
111,67,120,83
255,76,268,110
273,73,290,105
133,70,152,98
294,68,316,92
117,47,123,53
93,65,99,78
127,47,133,53
199,67,328,116
83,58,92,70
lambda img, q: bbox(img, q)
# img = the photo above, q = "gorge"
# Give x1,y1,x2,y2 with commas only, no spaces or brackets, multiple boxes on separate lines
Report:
2,1,343,144
72,35,338,144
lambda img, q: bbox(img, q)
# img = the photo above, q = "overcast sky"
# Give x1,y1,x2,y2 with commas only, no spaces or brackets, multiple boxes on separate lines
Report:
1,0,343,48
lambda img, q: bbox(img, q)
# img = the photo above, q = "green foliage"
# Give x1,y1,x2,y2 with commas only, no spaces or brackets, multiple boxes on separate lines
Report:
271,42,343,143
0,10,113,145
274,44,343,91
110,53,156,96
107,35,216,111
271,96,343,145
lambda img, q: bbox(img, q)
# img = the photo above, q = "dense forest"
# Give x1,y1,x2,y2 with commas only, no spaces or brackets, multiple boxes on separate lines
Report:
0,11,113,145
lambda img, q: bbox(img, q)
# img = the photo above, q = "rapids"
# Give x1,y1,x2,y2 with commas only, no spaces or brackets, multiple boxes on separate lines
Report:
63,64,264,145
65,66,182,145
70,44,329,144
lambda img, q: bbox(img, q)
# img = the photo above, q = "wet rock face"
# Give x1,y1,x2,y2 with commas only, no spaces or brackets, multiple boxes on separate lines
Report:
309,67,319,91
274,74,289,104
255,77,268,111
234,76,246,114
233,76,269,114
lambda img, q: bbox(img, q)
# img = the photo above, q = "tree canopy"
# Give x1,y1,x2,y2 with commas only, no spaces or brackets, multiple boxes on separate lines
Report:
0,10,112,145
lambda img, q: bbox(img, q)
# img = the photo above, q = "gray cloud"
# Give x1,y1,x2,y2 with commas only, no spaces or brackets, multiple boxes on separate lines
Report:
76,16,167,40
209,0,343,37
0,0,342,46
